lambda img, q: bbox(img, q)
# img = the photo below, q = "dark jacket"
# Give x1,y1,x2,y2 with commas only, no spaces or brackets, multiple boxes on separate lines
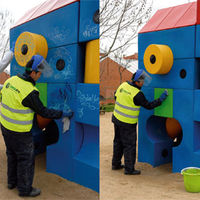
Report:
18,73,62,119
112,81,162,126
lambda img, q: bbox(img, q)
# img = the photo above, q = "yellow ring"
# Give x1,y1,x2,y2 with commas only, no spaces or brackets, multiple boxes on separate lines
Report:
14,32,48,67
143,44,173,74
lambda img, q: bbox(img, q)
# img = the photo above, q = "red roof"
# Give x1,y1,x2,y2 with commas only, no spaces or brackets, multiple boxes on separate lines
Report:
12,0,79,28
140,1,199,33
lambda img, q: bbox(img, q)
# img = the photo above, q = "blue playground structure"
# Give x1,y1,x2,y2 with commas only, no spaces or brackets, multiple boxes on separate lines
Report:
138,0,200,172
10,0,99,192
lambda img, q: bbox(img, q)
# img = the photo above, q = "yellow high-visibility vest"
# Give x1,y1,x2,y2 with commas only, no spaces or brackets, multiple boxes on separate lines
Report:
113,82,141,124
0,76,38,132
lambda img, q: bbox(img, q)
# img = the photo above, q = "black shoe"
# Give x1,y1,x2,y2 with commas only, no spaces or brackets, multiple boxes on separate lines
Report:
112,165,124,170
124,169,141,175
19,188,41,197
8,184,16,190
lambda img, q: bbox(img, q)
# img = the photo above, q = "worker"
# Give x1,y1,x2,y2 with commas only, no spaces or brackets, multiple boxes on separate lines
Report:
112,69,168,175
0,53,73,197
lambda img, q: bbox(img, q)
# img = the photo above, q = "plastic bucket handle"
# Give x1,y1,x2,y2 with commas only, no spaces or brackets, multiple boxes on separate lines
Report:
181,167,200,175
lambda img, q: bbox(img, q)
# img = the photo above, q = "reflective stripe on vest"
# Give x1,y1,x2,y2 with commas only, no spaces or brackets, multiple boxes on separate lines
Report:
113,82,141,124
115,101,140,111
1,102,34,114
0,76,38,132
1,113,33,125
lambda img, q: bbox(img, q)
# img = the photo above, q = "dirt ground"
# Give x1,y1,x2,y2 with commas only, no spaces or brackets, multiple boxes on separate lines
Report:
100,112,200,200
0,131,98,200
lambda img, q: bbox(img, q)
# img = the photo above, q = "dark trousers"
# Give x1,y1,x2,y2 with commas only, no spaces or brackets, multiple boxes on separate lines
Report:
112,123,137,172
1,125,35,195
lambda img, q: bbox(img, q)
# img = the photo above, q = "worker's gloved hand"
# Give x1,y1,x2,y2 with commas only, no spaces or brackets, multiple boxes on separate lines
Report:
62,110,73,118
159,89,168,102
62,117,70,133
10,41,16,53
62,110,73,133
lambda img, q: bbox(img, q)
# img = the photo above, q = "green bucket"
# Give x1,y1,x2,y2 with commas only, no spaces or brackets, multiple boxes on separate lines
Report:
181,167,200,193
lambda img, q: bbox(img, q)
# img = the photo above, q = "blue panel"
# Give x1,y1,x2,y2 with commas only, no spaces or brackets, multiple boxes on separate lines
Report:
138,26,195,61
46,83,76,180
139,59,200,90
46,117,75,180
73,124,99,192
139,78,200,172
139,114,173,167
173,89,194,124
194,122,200,151
171,89,196,172
147,115,173,166
38,44,84,84
196,25,200,57
73,122,84,155
10,2,79,48
194,90,200,122
10,59,25,77
76,83,99,126
47,83,76,113
172,121,194,172
46,122,73,180
79,0,99,42
138,87,155,165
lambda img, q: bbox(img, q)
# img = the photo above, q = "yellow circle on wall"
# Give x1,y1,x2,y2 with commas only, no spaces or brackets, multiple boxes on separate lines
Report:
14,32,48,67
143,44,173,74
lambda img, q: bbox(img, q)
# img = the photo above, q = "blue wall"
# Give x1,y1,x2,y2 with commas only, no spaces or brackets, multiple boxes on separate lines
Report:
10,0,99,192
138,24,200,172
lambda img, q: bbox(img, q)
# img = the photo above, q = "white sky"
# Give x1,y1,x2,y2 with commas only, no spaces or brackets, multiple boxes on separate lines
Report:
0,0,47,23
153,0,195,10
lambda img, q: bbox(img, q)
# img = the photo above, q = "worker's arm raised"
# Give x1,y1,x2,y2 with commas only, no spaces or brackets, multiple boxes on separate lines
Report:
134,91,162,110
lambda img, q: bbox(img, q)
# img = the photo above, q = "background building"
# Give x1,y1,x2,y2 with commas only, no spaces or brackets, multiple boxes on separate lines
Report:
100,53,138,104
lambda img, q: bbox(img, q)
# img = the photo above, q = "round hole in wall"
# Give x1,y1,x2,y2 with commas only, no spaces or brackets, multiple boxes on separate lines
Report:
43,120,59,146
162,149,168,158
56,59,65,71
93,9,99,24
150,54,156,64
180,69,186,79
21,44,28,55
173,133,183,147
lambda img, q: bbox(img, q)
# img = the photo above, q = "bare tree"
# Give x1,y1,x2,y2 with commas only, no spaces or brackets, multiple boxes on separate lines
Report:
112,48,138,84
0,10,14,60
100,0,153,61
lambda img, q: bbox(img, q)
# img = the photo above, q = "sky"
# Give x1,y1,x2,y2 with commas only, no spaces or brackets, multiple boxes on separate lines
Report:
153,0,194,10
0,0,47,23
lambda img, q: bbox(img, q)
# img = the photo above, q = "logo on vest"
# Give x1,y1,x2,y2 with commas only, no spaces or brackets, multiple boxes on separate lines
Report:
6,83,20,93
120,88,131,95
